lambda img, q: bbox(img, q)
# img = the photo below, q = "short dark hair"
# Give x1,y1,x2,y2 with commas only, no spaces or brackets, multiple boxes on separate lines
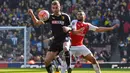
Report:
52,0,60,5
78,10,84,13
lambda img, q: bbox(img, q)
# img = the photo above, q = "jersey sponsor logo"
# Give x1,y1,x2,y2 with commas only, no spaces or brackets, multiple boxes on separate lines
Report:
52,20,64,25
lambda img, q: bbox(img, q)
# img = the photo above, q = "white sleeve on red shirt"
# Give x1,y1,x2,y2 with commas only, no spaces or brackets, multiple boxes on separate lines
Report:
70,20,78,30
87,23,98,31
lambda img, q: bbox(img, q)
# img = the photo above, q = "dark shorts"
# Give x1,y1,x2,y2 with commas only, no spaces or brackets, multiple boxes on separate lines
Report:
48,37,70,54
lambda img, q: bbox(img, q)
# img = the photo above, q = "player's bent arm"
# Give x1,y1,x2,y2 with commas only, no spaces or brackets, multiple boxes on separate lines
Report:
63,26,84,34
30,13,44,25
71,28,84,34
62,26,80,34
28,9,44,25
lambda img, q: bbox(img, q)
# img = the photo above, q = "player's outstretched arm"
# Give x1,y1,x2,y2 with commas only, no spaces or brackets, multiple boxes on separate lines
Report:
28,9,44,25
62,26,72,33
95,24,119,32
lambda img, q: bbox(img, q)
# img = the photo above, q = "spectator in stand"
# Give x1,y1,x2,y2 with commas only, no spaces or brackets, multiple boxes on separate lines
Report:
100,48,111,61
11,33,18,48
119,40,127,61
127,0,130,10
127,34,130,42
127,40,130,63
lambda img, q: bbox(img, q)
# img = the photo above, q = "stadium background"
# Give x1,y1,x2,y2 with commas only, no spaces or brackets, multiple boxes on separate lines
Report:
0,0,130,69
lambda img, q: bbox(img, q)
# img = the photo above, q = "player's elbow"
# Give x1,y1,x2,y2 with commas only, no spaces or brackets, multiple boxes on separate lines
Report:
33,22,39,26
33,21,38,25
34,20,44,26
72,31,79,34
95,28,102,32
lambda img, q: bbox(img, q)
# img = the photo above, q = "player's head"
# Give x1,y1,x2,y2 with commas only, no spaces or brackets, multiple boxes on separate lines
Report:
76,10,86,21
51,0,61,14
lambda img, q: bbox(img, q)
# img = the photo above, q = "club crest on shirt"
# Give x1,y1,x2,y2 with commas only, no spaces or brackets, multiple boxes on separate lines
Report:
61,16,64,20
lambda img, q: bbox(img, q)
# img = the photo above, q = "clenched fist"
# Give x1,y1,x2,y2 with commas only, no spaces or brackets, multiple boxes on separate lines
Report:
28,9,34,15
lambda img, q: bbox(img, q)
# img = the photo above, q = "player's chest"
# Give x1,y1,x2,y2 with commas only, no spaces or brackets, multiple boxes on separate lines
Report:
51,16,65,25
76,22,87,29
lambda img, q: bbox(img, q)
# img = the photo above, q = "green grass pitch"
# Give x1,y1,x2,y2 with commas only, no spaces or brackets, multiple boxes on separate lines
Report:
0,68,130,73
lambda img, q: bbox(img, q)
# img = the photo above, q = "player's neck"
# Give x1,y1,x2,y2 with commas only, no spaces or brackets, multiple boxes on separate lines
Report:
54,12,61,16
78,20,84,22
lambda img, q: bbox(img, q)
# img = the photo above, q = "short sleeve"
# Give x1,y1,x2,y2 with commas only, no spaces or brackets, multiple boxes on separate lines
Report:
88,23,98,31
70,20,78,30
63,13,71,26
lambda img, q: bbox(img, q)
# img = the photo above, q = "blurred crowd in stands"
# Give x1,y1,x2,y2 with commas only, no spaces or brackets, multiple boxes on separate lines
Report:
0,0,130,63
0,30,24,62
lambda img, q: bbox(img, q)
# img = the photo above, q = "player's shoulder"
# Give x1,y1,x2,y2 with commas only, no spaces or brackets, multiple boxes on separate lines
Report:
83,22,92,26
61,12,70,17
71,20,78,23
50,13,70,17
71,20,78,25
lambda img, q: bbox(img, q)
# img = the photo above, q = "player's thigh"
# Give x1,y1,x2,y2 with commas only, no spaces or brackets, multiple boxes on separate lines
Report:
69,46,77,56
71,45,92,57
44,51,58,63
80,45,92,56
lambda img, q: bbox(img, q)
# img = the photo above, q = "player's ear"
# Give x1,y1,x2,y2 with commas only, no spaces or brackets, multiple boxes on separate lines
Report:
84,15,86,19
82,11,86,19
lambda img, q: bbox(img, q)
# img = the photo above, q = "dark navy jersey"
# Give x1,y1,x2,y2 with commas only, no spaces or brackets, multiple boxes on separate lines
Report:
45,12,71,42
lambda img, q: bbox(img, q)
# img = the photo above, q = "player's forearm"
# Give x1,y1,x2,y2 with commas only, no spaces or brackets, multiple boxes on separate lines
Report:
72,30,81,34
96,27,114,32
30,13,44,25
71,27,84,34
65,27,78,34
30,13,39,24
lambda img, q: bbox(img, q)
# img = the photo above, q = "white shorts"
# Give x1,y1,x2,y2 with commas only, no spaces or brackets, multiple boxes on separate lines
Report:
70,45,92,57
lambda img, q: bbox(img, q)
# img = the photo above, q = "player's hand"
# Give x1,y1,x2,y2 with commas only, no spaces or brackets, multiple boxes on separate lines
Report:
74,27,85,36
72,27,85,36
112,24,120,29
28,9,34,15
28,9,45,25
62,26,72,33
43,37,54,42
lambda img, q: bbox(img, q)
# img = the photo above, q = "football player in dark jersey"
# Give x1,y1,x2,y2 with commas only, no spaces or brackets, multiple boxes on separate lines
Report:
28,0,72,73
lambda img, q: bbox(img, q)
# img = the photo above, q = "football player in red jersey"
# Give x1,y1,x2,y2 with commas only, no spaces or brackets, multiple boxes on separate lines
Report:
63,10,119,73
